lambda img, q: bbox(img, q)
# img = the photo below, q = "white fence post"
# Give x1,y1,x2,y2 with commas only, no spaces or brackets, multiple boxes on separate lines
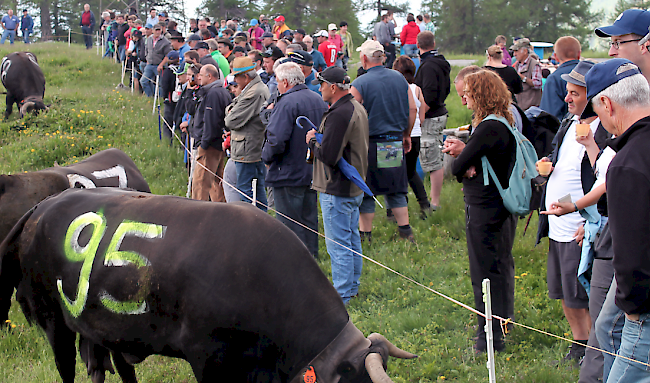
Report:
152,74,160,115
252,179,258,206
482,278,497,383
68,29,71,47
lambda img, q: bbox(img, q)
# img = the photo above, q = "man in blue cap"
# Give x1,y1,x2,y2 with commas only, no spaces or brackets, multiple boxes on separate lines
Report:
595,8,650,82
584,58,650,383
286,50,320,94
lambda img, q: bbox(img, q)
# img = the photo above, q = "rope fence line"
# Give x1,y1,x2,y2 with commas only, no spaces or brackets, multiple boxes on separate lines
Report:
43,42,648,370
155,113,650,368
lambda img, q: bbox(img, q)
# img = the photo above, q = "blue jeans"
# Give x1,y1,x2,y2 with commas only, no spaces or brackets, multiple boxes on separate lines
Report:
235,161,267,211
273,186,318,256
597,277,627,381
320,193,363,304
0,30,16,44
118,44,126,63
403,44,418,57
140,64,159,97
22,30,30,44
607,312,650,383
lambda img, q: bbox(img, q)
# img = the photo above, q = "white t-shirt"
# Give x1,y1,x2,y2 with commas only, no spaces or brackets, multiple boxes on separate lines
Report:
546,117,599,242
409,83,421,137
594,146,615,188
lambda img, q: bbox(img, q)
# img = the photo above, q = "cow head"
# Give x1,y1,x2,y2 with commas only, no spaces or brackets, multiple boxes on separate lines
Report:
292,322,417,383
19,99,47,117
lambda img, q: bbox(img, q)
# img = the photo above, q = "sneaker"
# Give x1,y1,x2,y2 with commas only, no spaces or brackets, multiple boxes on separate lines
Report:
398,229,416,244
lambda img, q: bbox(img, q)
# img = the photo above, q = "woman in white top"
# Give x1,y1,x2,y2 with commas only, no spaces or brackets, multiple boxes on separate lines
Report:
393,56,431,219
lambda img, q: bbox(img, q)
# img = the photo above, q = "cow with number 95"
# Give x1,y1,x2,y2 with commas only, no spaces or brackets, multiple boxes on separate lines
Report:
0,187,417,383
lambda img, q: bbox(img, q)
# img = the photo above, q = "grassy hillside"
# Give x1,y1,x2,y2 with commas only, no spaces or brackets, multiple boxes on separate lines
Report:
0,43,579,382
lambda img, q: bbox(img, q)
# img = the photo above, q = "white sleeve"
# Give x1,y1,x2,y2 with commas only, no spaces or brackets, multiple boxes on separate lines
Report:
594,147,616,189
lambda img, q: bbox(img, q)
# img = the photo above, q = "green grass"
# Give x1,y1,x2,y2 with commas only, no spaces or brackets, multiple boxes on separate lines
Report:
0,43,579,382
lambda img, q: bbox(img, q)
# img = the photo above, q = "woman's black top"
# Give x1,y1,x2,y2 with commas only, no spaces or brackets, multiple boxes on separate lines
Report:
485,65,523,99
451,119,516,207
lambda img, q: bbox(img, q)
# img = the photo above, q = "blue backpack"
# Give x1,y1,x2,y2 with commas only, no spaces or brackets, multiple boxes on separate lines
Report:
481,114,539,216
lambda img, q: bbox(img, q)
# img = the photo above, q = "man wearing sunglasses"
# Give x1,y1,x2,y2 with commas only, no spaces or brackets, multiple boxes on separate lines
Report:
595,9,650,83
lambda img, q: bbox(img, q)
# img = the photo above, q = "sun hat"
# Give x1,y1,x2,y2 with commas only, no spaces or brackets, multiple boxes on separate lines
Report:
560,61,595,88
231,56,256,75
356,40,384,57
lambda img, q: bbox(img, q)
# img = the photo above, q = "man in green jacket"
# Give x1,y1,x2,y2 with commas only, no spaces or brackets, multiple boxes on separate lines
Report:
225,57,270,210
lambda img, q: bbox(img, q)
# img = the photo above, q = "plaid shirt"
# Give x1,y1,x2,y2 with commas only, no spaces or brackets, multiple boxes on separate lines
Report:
517,56,542,89
424,22,435,33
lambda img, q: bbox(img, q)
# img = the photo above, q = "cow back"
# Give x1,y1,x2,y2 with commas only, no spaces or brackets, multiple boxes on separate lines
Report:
13,188,348,370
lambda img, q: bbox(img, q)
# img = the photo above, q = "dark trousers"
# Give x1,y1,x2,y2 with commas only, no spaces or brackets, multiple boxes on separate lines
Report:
163,101,175,144
273,186,319,257
82,26,93,49
405,136,429,207
383,43,396,68
579,258,614,383
466,203,517,350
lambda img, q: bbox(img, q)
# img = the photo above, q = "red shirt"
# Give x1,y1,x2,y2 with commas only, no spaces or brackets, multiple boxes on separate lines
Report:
319,41,338,67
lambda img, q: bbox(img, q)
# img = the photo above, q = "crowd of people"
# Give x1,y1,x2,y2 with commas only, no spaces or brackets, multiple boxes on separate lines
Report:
15,4,650,382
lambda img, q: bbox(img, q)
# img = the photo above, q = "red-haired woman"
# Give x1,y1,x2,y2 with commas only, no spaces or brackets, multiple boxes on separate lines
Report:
443,69,517,353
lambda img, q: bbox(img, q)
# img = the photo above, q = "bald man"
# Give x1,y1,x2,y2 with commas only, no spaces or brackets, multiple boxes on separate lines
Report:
539,36,581,120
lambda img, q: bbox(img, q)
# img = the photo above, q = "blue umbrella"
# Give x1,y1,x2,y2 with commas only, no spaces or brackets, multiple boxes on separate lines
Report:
297,116,383,208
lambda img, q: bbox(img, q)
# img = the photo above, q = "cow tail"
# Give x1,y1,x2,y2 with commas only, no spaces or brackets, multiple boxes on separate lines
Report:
0,206,35,276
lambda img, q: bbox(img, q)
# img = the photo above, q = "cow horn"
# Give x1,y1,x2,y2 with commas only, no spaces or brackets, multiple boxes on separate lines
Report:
20,101,35,116
365,353,393,383
367,333,418,359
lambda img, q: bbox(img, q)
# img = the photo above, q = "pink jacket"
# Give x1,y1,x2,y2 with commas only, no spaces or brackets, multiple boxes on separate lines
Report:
248,26,264,50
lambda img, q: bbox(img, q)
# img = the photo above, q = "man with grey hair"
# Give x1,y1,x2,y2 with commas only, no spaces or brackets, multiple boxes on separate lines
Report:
351,40,417,243
79,4,95,49
584,58,650,383
262,62,328,257
225,56,270,210
512,38,542,110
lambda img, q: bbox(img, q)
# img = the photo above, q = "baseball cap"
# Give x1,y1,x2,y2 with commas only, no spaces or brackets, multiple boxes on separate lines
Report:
287,50,313,66
192,41,209,50
153,24,163,30
311,66,351,86
187,34,202,42
328,23,337,31
145,23,154,29
167,51,180,60
314,30,328,38
581,58,642,119
560,61,595,88
261,45,284,59
175,63,190,75
595,9,650,38
296,28,306,36
510,37,531,51
234,36,247,43
158,12,166,17
169,31,184,41
249,19,259,26
262,32,274,38
132,30,143,39
356,40,384,57
233,46,247,54
275,15,285,22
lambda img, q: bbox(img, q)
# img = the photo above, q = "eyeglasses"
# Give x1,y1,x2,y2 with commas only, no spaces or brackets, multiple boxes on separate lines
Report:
609,39,641,49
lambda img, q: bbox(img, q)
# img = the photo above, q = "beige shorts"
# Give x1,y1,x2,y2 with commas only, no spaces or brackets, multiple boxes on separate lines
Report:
419,115,447,173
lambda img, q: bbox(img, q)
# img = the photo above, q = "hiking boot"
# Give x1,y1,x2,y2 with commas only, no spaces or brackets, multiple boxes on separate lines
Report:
553,346,585,368
398,228,416,244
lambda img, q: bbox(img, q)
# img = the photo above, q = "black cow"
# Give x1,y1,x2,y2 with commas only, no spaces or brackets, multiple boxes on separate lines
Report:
0,149,150,382
0,188,417,383
1,51,47,118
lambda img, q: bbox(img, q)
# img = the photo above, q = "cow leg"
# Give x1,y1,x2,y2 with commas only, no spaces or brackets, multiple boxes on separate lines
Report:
43,317,77,383
5,93,14,118
112,352,138,383
0,267,18,325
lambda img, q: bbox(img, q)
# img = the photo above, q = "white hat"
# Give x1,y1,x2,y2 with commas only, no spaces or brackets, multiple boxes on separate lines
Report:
356,40,385,57
328,23,337,31
314,30,329,37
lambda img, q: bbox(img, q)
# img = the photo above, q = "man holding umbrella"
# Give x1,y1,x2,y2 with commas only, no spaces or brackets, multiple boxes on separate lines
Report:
306,66,369,304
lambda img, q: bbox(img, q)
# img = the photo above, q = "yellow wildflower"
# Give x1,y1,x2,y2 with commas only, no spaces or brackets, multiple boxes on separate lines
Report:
77,114,80,117
98,135,103,138
89,127,93,130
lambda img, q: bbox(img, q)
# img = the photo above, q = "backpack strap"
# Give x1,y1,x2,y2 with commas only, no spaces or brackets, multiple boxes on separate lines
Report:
481,114,514,188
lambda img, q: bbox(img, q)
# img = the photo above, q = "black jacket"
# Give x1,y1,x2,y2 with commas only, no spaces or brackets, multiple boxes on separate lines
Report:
191,81,232,150
173,84,194,131
536,115,609,244
607,116,650,314
414,50,451,118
